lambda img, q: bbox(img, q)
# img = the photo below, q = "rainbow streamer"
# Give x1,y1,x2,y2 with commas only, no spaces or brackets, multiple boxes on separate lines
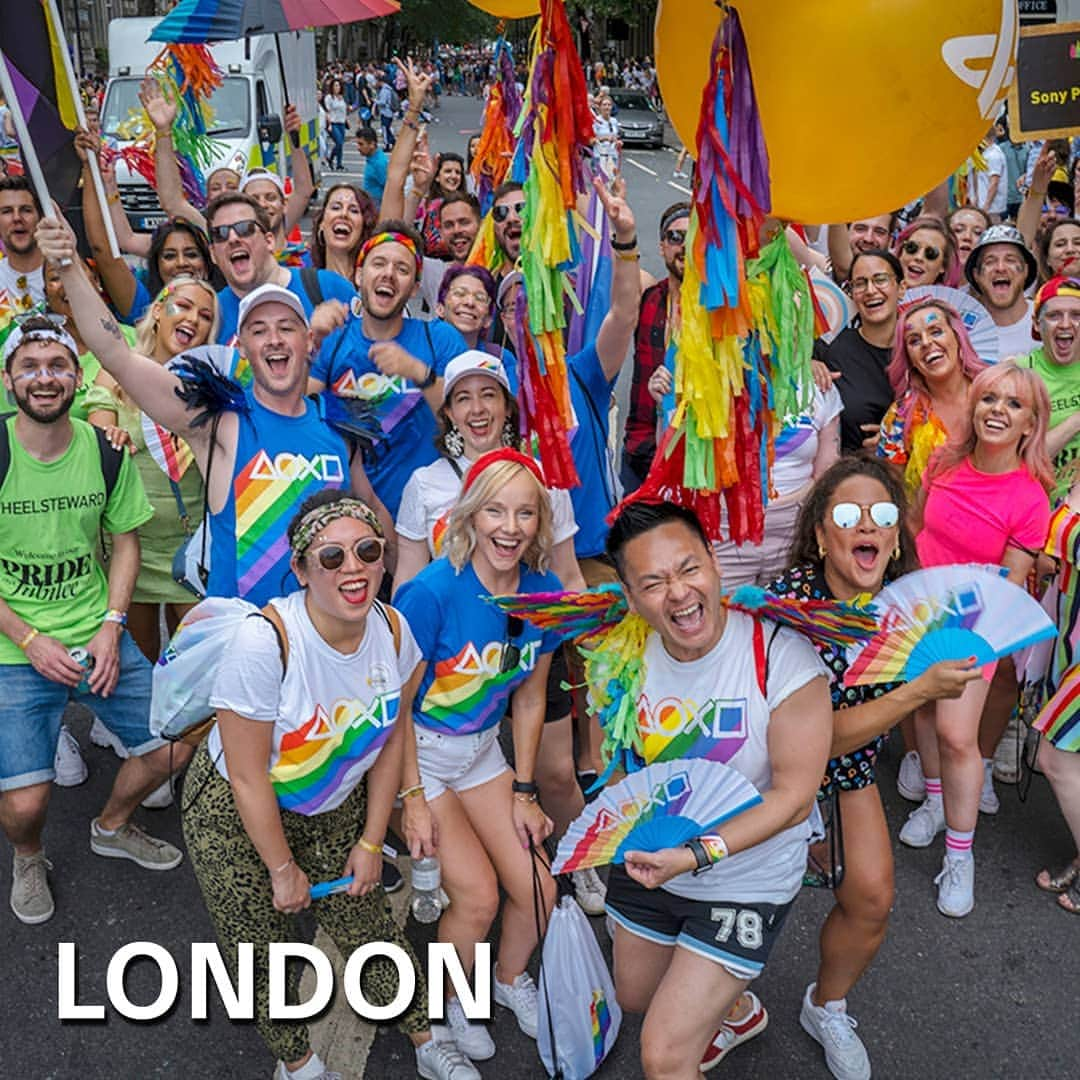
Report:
468,37,522,216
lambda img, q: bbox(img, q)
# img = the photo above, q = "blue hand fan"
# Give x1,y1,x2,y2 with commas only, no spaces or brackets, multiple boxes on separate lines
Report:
552,758,762,875
903,286,1000,364
844,564,1057,687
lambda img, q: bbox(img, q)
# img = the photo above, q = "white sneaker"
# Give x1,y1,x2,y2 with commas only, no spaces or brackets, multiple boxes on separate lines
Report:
799,983,871,1080
896,750,925,802
432,995,495,1062
899,797,945,848
934,853,975,917
90,716,129,759
53,725,88,787
416,1037,481,1080
978,760,999,815
141,779,174,810
272,1053,341,1079
572,867,607,916
992,714,1023,783
492,968,539,1039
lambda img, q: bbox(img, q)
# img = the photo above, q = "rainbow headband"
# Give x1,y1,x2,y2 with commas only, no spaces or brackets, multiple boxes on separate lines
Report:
357,231,422,279
1033,276,1080,340
291,498,384,560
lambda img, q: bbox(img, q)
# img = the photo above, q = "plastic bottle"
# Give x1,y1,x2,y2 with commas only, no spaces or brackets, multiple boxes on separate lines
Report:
410,856,442,924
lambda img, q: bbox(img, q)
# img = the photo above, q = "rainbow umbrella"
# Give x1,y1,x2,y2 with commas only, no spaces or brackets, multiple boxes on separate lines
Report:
149,0,399,42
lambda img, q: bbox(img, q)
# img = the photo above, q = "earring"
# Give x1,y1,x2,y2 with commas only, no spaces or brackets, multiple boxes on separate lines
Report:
892,542,901,561
443,424,465,458
817,543,827,559
501,417,517,448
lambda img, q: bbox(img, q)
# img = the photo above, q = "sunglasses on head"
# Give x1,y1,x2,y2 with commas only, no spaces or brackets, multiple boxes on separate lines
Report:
902,240,940,261
492,201,525,224
830,502,900,530
310,537,385,571
499,615,525,675
208,219,261,244
663,229,686,246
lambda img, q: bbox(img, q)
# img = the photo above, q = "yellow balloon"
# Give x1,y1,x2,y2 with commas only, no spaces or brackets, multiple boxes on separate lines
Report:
467,0,540,16
655,0,1018,222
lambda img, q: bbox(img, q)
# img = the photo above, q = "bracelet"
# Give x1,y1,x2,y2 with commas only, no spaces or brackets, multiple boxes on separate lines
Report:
106,192,121,205
699,834,728,864
104,609,127,627
17,627,38,651
270,856,295,876
398,784,425,800
610,234,638,251
614,250,640,262
417,365,436,389
684,838,711,876
513,792,539,804
402,117,420,131
155,129,172,140
356,837,382,856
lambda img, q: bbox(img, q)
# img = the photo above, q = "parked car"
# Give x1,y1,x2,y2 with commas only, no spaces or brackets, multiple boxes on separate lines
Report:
608,88,664,150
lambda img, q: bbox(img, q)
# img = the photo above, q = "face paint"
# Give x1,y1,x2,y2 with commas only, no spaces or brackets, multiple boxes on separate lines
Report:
924,310,939,323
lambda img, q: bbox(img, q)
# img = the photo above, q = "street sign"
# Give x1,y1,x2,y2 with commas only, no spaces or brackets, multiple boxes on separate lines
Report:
1009,19,1080,139
1019,0,1057,24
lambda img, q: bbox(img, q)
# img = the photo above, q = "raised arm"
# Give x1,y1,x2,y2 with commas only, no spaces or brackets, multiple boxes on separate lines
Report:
100,151,151,259
140,76,208,232
827,223,853,283
378,58,433,223
282,104,315,234
594,175,642,381
1017,143,1054,251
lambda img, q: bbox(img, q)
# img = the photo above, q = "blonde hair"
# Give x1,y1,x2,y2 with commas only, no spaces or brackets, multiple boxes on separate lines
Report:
443,459,554,573
134,276,220,358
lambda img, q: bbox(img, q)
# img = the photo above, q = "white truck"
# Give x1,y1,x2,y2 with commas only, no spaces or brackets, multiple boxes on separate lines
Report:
100,17,320,232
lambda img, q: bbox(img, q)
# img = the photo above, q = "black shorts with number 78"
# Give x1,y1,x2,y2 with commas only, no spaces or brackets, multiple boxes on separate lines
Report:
604,864,794,981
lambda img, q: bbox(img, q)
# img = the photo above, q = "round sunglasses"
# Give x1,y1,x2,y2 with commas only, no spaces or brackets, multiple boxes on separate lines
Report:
902,239,941,262
830,502,899,530
309,537,385,571
492,200,525,224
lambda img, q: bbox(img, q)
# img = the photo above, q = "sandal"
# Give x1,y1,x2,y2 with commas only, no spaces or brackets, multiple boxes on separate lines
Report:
1035,861,1080,894
1057,880,1080,915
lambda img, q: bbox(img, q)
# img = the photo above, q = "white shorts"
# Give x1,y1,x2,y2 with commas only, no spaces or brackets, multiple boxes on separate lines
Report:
415,725,510,801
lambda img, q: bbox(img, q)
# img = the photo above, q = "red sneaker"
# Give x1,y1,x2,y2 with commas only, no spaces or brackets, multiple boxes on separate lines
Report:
700,991,769,1072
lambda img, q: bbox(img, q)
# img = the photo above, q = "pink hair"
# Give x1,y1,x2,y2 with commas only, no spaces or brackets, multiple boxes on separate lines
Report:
887,298,989,424
926,361,1055,495
893,216,961,288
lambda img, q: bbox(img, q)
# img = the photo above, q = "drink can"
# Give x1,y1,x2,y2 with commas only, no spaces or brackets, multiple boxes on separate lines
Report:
69,647,95,693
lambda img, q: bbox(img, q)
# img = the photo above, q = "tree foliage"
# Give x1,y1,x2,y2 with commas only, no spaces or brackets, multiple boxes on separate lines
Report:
395,0,499,47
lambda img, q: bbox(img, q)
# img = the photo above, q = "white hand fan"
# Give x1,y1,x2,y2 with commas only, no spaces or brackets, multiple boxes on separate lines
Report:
903,285,1000,364
844,564,1057,687
552,758,762,875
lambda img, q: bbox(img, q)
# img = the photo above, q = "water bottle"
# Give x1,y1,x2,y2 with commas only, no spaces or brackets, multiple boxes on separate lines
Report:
410,856,442,924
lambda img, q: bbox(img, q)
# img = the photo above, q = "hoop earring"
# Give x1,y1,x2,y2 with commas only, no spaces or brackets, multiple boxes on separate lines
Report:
443,424,465,458
892,542,901,561
501,417,517,448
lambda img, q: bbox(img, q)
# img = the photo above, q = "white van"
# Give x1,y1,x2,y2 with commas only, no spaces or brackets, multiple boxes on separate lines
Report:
101,17,320,232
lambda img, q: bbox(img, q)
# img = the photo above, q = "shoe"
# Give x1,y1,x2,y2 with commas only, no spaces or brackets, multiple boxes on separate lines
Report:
272,1054,341,1080
934,853,975,917
896,750,926,802
700,991,768,1072
90,819,183,870
799,983,871,1080
416,1037,481,1079
90,716,129,759
10,851,54,925
493,968,539,1039
979,760,999,815
141,779,174,810
572,867,607,916
382,859,404,894
898,797,945,848
992,714,1023,783
53,725,88,787
433,995,495,1061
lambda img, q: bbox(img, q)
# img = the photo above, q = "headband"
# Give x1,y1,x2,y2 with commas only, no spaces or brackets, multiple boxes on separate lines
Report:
1033,276,1080,338
357,231,422,279
461,448,546,494
291,498,384,560
1,325,80,367
240,170,286,196
659,204,690,236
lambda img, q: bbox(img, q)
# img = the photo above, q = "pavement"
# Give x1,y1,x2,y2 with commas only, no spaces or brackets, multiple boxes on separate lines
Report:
3,94,1079,1079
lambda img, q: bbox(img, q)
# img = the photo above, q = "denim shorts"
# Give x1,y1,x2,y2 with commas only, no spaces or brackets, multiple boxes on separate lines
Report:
0,631,165,791
415,724,509,801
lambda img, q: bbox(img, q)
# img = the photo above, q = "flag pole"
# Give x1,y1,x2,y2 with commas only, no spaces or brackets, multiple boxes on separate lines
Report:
44,0,120,259
0,49,56,223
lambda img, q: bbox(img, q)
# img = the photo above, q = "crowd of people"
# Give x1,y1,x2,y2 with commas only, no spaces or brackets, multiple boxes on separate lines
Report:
0,37,1078,1080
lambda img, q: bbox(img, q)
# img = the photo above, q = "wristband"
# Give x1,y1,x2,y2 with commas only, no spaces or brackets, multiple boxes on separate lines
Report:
512,779,539,795
685,838,710,875
356,837,382,856
104,609,127,627
270,856,295,876
398,784,424,800
402,117,420,131
417,365,437,389
17,627,38,651
699,834,728,864
614,250,640,262
107,192,121,205
610,234,638,251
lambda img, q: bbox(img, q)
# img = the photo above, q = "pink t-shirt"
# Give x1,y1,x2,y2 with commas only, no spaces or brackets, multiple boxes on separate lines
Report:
917,459,1051,568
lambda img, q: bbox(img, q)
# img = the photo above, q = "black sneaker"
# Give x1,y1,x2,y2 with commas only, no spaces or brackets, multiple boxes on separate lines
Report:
382,859,404,894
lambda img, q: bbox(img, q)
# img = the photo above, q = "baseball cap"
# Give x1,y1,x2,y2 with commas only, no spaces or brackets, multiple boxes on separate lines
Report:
965,223,1038,291
239,169,286,196
496,270,524,311
442,350,512,402
236,283,309,331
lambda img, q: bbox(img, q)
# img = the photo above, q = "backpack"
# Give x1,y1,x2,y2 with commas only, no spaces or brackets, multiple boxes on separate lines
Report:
0,413,123,500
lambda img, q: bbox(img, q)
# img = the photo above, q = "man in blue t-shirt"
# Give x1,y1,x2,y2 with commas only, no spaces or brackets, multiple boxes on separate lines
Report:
309,220,468,517
357,127,389,208
205,192,355,345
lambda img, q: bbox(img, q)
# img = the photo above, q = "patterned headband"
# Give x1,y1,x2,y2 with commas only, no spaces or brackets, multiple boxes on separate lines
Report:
357,231,422,279
291,498,384,560
1,325,80,367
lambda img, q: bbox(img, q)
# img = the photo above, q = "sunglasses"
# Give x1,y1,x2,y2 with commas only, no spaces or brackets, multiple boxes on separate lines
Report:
902,240,941,261
492,201,525,224
208,219,261,244
499,615,525,675
830,502,900,530
310,537,385,571
663,229,687,246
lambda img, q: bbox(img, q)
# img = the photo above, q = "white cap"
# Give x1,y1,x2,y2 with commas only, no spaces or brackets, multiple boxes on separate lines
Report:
239,169,286,195
236,283,309,331
442,350,512,402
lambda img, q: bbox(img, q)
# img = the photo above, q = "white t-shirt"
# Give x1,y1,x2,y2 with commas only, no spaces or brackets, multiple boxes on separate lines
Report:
634,611,828,904
771,384,843,496
973,143,1008,216
397,454,578,557
207,590,422,815
996,299,1035,360
0,256,45,325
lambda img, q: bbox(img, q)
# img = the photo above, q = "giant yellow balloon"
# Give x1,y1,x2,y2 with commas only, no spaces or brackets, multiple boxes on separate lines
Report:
656,0,1017,223
467,0,539,16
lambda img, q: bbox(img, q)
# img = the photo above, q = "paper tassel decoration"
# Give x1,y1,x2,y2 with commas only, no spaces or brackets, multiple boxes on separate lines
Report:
468,36,523,217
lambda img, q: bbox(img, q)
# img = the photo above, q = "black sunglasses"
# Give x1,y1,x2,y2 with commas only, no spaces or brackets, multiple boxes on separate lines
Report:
663,229,686,246
208,219,261,244
310,537,385,571
493,201,525,224
499,615,525,675
902,239,940,262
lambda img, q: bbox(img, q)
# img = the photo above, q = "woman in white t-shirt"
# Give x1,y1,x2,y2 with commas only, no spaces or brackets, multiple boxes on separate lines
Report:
181,492,479,1080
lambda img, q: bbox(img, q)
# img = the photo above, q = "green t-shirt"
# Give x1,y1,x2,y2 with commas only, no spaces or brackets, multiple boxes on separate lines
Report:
0,417,153,665
1017,346,1080,502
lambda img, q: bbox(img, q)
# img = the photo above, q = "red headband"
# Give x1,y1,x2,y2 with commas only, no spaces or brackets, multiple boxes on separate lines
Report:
461,448,546,494
357,230,422,278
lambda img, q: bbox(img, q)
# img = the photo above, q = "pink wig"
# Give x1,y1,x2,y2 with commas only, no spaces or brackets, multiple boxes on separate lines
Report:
893,216,961,288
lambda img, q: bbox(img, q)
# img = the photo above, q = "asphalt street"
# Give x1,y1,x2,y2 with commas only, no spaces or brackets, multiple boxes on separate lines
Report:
3,94,1079,1080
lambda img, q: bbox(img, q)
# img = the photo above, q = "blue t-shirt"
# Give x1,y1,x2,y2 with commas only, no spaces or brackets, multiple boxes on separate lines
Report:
362,148,389,205
567,344,619,558
215,267,356,344
395,558,562,735
123,278,152,324
313,315,468,516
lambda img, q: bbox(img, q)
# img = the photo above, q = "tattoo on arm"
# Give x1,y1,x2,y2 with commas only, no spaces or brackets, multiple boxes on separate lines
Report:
99,316,123,341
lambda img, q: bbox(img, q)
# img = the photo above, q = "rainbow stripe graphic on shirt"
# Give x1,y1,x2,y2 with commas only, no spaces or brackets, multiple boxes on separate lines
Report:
590,990,613,1067
234,448,346,598
636,694,748,765
420,638,539,734
272,689,401,814
430,509,451,556
331,369,422,434
773,414,814,462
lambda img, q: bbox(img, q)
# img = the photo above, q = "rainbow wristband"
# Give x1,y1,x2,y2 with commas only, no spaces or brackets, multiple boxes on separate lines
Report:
700,835,728,864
